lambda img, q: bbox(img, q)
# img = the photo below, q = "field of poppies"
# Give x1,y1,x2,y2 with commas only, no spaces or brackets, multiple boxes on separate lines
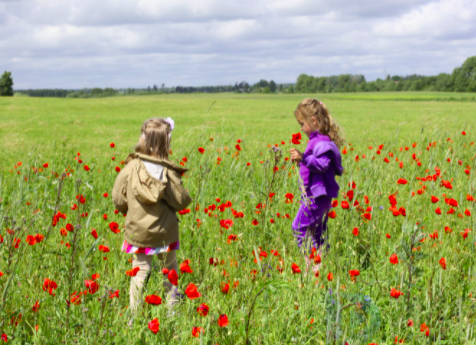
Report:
0,92,475,344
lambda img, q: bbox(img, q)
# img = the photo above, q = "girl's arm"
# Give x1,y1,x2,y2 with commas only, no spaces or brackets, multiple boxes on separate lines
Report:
162,169,192,212
301,151,332,174
112,167,129,215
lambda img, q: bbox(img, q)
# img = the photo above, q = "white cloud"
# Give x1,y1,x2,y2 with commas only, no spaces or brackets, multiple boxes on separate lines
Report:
0,0,475,88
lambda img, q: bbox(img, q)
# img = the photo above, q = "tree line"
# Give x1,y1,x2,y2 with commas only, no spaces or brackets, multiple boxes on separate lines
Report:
293,56,476,93
4,55,475,98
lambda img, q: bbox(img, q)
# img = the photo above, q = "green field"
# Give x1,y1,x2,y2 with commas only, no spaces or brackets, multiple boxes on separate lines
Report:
0,92,475,344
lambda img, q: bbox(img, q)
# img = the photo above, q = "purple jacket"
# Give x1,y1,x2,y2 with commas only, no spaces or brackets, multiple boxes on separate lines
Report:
299,131,344,199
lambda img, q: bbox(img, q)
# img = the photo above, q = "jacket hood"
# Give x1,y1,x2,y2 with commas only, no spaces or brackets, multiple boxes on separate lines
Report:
130,159,167,204
125,152,188,174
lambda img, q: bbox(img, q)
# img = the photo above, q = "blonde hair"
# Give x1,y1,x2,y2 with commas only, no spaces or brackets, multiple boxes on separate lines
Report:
294,98,345,148
135,118,171,159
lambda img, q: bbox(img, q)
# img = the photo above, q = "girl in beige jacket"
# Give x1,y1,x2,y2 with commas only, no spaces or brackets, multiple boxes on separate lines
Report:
112,117,192,313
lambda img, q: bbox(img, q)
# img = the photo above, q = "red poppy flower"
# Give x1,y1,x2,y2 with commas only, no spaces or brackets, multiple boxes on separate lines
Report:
168,269,178,286
2,334,7,342
148,318,159,334
184,283,201,299
90,229,98,239
145,294,162,305
341,201,349,209
197,303,209,316
43,163,49,168
84,280,99,294
465,209,471,216
389,253,398,265
291,133,302,145
66,223,74,232
109,290,119,299
251,219,259,226
352,227,359,236
328,210,336,218
42,278,58,296
191,326,204,337
285,193,294,203
431,196,439,203
314,254,321,264
291,263,301,274
349,269,360,280
126,267,140,277
221,282,230,294
220,219,234,229
107,222,119,234
32,301,40,313
198,147,205,154
390,287,404,299
362,213,372,220
397,178,408,185
420,322,430,336
327,272,333,281
98,245,109,252
218,314,229,327
110,143,115,148
407,319,414,327
180,261,193,274
26,235,36,245
439,257,446,270
435,207,442,215
115,167,121,172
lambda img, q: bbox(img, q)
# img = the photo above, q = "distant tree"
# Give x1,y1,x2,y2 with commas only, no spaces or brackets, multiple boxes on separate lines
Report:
0,71,14,96
161,83,165,92
153,84,158,91
269,80,277,93
91,88,103,96
147,86,151,92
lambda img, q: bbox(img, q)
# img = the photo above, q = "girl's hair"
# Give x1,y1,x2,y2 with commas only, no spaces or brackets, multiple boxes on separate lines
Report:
135,118,171,159
294,98,345,148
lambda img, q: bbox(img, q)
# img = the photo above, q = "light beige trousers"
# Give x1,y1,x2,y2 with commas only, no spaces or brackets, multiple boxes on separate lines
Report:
129,250,178,311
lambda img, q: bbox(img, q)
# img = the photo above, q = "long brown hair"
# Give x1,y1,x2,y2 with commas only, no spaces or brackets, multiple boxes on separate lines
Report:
135,118,171,159
294,98,345,148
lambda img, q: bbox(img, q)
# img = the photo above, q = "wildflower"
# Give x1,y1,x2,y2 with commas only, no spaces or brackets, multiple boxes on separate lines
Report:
26,235,36,245
109,290,119,299
198,147,205,154
197,303,209,316
192,327,204,337
184,283,201,299
291,263,301,274
145,295,162,305
431,196,439,203
84,280,99,294
168,269,178,286
397,178,408,185
126,267,140,277
220,219,233,229
349,269,360,281
352,227,359,236
42,278,57,296
328,210,337,218
407,319,414,327
91,229,98,239
218,314,229,327
435,207,442,215
341,201,349,209
221,282,230,294
390,287,404,299
32,301,40,313
291,133,301,145
252,219,259,226
180,261,193,274
115,167,121,172
148,318,159,334
389,253,398,265
66,223,74,232
439,257,446,270
327,272,333,281
110,143,115,148
98,245,109,252
108,222,119,234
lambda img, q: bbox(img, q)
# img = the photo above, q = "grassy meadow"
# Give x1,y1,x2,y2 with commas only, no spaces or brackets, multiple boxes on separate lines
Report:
0,92,475,344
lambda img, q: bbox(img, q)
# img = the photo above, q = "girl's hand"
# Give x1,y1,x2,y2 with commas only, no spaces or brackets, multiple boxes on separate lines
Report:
289,148,303,164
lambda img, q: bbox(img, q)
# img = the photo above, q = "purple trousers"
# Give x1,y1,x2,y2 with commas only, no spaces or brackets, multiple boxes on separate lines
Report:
292,196,332,251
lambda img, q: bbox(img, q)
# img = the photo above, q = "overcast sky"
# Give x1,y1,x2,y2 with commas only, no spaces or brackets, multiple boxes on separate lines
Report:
1,0,475,89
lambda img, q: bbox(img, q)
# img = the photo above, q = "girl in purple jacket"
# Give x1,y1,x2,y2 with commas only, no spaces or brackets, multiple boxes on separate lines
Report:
289,98,344,264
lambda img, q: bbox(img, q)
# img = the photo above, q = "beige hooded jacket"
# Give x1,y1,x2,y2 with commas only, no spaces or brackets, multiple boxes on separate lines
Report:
112,153,192,248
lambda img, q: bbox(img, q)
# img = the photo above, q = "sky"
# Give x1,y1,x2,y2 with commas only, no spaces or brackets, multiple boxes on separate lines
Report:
1,0,475,89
